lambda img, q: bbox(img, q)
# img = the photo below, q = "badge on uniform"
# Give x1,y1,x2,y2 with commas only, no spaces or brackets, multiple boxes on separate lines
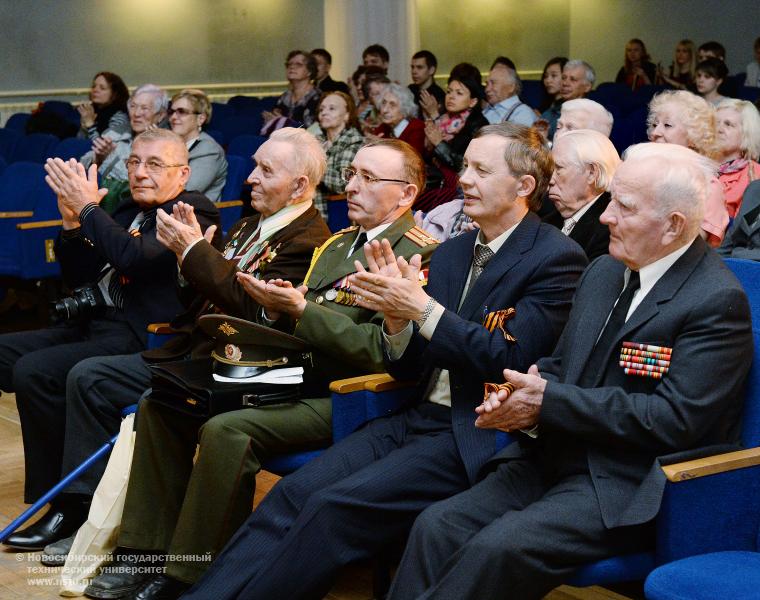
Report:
482,307,517,341
327,274,359,306
618,341,672,379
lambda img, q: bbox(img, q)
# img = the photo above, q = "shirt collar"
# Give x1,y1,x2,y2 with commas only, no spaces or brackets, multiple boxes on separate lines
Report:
392,119,410,138
562,193,603,233
474,217,521,255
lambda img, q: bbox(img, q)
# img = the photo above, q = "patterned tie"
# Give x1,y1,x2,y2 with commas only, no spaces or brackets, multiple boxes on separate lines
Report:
578,270,641,387
464,244,495,300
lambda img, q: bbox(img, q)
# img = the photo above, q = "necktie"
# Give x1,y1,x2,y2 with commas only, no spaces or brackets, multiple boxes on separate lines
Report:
463,244,494,300
579,270,641,387
561,217,576,236
351,231,368,255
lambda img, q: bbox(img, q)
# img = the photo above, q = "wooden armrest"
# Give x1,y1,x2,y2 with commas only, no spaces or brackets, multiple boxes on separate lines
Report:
363,373,415,392
0,211,34,219
329,373,392,394
216,200,244,209
16,219,63,230
662,447,760,482
146,323,176,335
326,194,347,202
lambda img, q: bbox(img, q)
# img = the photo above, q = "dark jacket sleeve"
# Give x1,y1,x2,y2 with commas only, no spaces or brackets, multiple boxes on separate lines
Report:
433,110,488,172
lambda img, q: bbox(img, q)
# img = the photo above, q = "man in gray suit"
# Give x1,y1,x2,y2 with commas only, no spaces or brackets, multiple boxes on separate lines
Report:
388,142,754,600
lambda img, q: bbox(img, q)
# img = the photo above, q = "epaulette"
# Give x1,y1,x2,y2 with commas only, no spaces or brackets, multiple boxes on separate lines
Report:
403,226,439,248
334,225,359,235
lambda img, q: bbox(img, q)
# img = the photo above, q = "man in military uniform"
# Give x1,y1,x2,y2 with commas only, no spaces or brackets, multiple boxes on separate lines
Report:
85,139,438,600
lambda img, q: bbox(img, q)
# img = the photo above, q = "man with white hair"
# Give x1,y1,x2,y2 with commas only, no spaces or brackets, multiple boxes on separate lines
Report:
483,56,537,126
81,83,170,212
548,129,620,259
387,142,753,600
543,60,596,140
555,98,614,139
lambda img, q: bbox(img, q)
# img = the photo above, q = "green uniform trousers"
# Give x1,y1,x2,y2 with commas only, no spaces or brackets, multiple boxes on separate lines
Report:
118,394,332,583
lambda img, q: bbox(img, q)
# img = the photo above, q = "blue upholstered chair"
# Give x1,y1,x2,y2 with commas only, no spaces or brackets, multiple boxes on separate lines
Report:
227,134,267,161
52,137,92,161
10,132,58,163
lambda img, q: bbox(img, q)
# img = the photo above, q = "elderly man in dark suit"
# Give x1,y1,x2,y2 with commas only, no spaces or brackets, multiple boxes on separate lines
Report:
0,129,219,551
547,129,621,260
183,123,588,600
718,180,760,260
387,142,754,600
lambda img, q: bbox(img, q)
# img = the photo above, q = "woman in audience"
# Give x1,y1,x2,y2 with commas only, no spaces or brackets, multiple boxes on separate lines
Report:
262,50,321,133
77,71,130,140
371,84,425,155
537,56,568,113
313,91,364,221
695,58,729,106
647,90,728,246
658,39,696,90
715,98,760,217
169,89,228,201
416,62,488,212
357,67,390,133
615,38,657,91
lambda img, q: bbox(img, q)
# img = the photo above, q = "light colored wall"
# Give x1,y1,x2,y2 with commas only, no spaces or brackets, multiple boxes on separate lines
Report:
0,0,324,92
416,0,570,78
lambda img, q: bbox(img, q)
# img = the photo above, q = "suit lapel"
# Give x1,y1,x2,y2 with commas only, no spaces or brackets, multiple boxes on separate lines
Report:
310,211,416,289
446,230,478,310
457,213,538,320
570,192,609,246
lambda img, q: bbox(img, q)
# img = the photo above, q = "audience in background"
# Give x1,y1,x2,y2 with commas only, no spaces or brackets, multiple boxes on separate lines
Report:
262,50,320,133
417,62,488,212
362,44,390,73
168,89,227,202
77,71,130,140
311,48,350,94
537,56,568,113
615,38,656,91
647,90,728,246
409,50,445,117
658,39,696,90
313,91,365,221
715,98,760,217
372,83,425,156
695,58,729,106
483,56,536,126
357,67,390,133
698,40,727,62
80,83,169,213
543,59,595,140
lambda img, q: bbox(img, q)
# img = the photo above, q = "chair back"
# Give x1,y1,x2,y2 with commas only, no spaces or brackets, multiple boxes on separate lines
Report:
11,133,58,163
724,258,760,446
220,154,252,202
0,129,21,161
52,137,92,161
227,134,267,159
4,112,31,132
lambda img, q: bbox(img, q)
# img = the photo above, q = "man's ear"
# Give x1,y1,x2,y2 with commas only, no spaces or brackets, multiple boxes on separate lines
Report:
663,211,687,244
398,183,418,208
516,174,537,199
292,175,310,199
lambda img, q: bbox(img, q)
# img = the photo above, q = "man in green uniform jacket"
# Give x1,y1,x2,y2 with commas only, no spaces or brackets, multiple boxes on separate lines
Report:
86,139,438,600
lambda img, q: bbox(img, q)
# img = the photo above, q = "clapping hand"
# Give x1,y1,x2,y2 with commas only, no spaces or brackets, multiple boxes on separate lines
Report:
236,275,308,321
155,202,216,260
419,89,439,120
77,102,96,129
44,158,107,227
92,136,116,164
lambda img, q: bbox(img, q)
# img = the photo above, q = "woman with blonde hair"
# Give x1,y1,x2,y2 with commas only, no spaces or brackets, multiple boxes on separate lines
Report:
658,40,696,90
647,90,728,245
615,38,656,91
715,98,760,217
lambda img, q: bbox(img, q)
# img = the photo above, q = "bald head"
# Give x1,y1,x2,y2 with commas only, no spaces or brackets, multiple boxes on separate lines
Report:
555,99,614,139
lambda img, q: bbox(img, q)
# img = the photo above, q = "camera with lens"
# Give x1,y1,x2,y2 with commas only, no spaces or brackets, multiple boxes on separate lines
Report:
50,285,106,323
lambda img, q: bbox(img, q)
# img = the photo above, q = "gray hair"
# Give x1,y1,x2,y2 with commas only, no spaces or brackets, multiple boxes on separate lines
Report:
716,98,760,160
131,83,170,114
564,60,596,87
555,129,621,192
132,129,189,163
622,142,716,239
559,98,614,137
381,83,418,119
269,127,327,192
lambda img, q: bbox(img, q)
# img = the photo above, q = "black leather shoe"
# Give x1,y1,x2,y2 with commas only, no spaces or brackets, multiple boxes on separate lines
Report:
85,548,163,599
4,497,89,551
130,575,190,600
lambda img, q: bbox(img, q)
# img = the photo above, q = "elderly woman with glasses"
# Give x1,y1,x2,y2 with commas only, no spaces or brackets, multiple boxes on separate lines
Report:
262,50,321,135
169,89,227,201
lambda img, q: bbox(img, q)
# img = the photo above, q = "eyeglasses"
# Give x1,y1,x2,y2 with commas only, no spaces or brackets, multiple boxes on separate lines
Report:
340,167,409,186
125,158,186,174
168,107,200,117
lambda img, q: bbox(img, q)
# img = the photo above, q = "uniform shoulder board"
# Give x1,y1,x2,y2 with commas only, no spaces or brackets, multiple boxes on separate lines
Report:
403,226,440,247
334,225,359,235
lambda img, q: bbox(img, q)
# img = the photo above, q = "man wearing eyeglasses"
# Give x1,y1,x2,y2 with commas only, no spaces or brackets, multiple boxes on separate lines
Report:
0,129,219,554
80,83,169,213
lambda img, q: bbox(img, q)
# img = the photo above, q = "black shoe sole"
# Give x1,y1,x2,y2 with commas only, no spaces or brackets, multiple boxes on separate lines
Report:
84,580,146,599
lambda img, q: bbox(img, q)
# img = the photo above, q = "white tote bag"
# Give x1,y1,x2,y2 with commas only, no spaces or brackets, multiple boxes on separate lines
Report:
59,413,136,596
